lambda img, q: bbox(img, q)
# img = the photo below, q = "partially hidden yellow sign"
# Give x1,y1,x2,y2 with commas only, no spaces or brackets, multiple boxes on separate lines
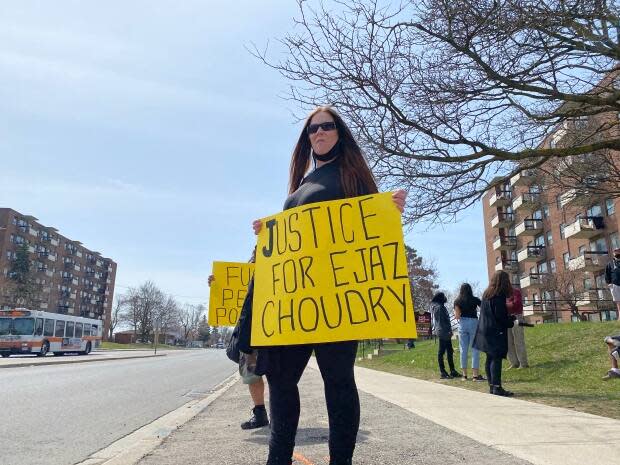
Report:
208,261,254,326
251,192,416,346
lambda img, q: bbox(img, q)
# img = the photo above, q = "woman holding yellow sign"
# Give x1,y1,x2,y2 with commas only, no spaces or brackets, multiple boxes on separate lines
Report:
252,106,406,465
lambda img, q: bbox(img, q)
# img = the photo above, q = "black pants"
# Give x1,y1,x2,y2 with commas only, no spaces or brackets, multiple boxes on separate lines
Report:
265,341,359,465
485,354,503,386
438,338,456,374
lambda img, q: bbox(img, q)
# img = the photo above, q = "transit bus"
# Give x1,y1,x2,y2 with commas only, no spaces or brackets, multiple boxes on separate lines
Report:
0,309,102,357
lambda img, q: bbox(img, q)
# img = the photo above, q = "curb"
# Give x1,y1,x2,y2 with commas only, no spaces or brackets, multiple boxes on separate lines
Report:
0,354,167,369
75,372,241,465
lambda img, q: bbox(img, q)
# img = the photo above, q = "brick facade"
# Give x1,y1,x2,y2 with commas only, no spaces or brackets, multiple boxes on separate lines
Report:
0,208,117,338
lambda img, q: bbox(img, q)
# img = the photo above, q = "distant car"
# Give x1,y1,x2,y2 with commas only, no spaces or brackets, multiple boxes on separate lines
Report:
215,342,225,349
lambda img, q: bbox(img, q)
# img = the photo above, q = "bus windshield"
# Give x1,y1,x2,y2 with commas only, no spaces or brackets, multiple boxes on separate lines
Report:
0,318,10,336
12,318,35,336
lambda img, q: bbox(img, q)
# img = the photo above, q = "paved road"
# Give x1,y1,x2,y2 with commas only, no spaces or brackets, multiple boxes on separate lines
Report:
0,349,236,465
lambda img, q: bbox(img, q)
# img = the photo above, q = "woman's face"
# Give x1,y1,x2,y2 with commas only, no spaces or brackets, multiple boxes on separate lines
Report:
308,111,339,155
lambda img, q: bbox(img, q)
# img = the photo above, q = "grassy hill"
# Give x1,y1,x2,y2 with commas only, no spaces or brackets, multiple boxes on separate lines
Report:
357,320,620,419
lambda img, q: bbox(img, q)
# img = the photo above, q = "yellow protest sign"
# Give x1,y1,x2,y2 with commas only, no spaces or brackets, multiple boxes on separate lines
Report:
208,261,254,326
251,192,416,346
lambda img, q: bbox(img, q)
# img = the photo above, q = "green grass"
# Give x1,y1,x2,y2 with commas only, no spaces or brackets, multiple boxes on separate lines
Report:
100,342,186,350
357,321,620,419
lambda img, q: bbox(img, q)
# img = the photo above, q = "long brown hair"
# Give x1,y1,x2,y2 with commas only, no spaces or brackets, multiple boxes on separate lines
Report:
288,106,378,197
482,271,513,300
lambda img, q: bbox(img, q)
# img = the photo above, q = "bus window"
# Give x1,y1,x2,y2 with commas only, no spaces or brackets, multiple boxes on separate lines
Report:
65,321,75,338
35,318,44,336
0,319,10,336
92,325,99,336
75,323,83,338
55,320,65,337
13,318,35,336
84,324,91,336
44,319,54,337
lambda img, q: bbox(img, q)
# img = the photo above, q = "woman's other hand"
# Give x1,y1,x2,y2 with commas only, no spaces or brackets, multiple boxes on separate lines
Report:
392,189,407,213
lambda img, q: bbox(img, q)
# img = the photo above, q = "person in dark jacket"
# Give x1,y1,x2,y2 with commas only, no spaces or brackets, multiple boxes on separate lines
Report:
251,105,407,465
431,292,461,379
605,247,620,313
473,271,516,397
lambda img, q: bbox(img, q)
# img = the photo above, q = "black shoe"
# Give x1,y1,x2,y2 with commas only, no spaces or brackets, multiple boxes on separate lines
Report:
241,406,269,430
440,372,452,379
491,386,514,397
450,370,462,378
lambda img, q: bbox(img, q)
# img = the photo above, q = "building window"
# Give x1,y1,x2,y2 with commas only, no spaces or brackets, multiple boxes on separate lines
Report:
546,231,553,245
550,259,557,273
606,199,615,216
563,252,570,266
543,205,550,218
590,237,607,253
610,232,620,250
587,205,603,217
578,245,587,255
560,223,566,239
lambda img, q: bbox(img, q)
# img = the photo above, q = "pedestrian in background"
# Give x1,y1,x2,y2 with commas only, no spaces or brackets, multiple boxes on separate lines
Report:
454,283,484,381
605,247,620,314
506,287,529,369
431,292,461,379
473,271,516,397
602,334,620,380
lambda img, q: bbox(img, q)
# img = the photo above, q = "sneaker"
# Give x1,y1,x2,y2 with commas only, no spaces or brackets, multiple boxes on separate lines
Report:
450,370,462,378
240,406,269,430
491,386,514,397
440,372,452,379
472,375,487,382
602,370,620,381
507,364,520,369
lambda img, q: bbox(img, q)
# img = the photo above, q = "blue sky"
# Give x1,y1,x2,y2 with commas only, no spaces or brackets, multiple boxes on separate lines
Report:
0,1,488,307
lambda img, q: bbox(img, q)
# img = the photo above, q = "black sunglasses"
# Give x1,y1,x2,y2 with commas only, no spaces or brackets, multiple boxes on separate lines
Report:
307,121,337,134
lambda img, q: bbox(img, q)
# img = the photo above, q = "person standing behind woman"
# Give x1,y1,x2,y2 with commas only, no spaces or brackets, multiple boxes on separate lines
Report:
473,271,516,397
252,106,406,465
454,283,484,381
431,292,461,379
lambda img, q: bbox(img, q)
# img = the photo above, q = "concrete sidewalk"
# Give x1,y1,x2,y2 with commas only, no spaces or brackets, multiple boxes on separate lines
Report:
133,363,573,465
126,360,618,465
0,349,170,369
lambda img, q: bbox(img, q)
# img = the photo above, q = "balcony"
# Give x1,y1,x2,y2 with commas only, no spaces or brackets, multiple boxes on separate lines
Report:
495,259,519,273
491,212,514,229
576,290,603,308
515,219,543,237
568,251,609,272
564,217,605,240
523,301,555,316
492,235,517,251
512,192,540,214
510,170,536,187
517,245,546,263
520,273,547,290
489,190,512,208
559,189,578,209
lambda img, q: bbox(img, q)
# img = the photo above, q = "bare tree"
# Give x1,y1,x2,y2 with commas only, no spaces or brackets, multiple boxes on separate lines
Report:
179,303,204,343
120,281,165,343
405,245,439,313
541,268,589,320
256,0,620,222
108,297,124,341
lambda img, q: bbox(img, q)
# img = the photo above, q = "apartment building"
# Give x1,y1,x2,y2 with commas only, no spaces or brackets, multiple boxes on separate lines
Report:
483,165,620,324
0,208,117,337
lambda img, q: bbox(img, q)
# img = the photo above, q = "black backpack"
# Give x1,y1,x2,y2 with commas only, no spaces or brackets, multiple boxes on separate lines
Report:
226,278,254,363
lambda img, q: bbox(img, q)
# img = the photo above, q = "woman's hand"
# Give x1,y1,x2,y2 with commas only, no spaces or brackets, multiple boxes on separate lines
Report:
207,275,214,287
252,219,263,235
392,189,407,213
